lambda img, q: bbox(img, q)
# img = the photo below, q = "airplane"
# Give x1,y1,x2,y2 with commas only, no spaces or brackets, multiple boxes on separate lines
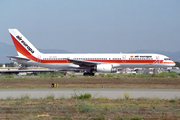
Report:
7,29,175,76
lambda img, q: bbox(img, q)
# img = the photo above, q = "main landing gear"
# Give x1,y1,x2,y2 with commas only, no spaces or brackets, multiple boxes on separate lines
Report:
83,72,95,76
83,68,95,76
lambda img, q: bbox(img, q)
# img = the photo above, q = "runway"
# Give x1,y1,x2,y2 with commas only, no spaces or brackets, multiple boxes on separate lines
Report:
0,88,180,99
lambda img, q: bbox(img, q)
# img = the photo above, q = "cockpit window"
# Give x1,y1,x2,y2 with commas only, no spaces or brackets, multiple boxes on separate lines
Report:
164,58,171,60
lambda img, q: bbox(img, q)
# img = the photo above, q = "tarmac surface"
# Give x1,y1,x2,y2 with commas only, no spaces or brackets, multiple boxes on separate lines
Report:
0,88,180,99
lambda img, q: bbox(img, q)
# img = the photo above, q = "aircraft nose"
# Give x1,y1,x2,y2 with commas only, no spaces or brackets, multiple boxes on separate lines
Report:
172,61,176,66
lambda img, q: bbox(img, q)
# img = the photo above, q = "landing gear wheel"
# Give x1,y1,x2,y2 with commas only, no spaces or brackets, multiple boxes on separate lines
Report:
83,72,87,76
90,73,95,76
83,72,94,76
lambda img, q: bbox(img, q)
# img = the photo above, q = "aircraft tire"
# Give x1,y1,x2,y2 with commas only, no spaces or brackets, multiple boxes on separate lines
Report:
90,73,95,76
83,72,94,76
83,72,87,76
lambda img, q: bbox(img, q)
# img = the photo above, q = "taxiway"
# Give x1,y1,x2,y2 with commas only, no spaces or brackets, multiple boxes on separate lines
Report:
0,88,180,99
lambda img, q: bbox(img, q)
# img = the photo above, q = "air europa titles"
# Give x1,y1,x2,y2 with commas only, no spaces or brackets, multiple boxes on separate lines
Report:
16,36,34,54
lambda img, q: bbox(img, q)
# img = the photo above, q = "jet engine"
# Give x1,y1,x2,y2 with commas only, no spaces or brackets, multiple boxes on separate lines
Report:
96,64,116,73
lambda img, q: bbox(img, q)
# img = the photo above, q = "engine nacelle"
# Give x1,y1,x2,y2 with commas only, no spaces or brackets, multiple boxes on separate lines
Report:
96,64,114,73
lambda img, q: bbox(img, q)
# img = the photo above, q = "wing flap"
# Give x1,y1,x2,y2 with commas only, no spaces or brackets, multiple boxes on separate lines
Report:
68,59,99,67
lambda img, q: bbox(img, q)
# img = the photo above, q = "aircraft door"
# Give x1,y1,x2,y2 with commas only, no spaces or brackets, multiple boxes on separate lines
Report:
37,55,41,63
154,56,160,64
122,55,126,63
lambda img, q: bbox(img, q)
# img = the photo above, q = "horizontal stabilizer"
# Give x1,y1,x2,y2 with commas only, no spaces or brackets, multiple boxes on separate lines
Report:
0,69,56,74
7,56,30,61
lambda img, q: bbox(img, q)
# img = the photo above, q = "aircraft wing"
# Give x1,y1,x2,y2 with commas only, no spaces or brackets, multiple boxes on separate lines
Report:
68,59,100,67
7,56,30,61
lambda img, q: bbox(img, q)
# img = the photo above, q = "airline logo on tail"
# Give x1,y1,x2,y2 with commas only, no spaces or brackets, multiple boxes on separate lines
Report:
16,35,34,54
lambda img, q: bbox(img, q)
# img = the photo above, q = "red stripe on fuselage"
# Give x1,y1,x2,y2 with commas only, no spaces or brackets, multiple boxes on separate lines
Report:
39,59,163,64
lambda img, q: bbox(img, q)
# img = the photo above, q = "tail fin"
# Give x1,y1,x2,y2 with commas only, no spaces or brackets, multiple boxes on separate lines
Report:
8,29,41,59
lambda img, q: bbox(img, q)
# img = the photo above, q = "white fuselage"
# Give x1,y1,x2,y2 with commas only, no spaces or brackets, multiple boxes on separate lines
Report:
14,53,175,70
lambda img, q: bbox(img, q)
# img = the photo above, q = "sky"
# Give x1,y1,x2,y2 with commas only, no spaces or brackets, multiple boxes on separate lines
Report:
0,0,180,53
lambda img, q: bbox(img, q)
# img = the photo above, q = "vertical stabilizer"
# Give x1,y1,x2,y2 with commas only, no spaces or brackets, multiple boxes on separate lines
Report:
8,29,41,60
